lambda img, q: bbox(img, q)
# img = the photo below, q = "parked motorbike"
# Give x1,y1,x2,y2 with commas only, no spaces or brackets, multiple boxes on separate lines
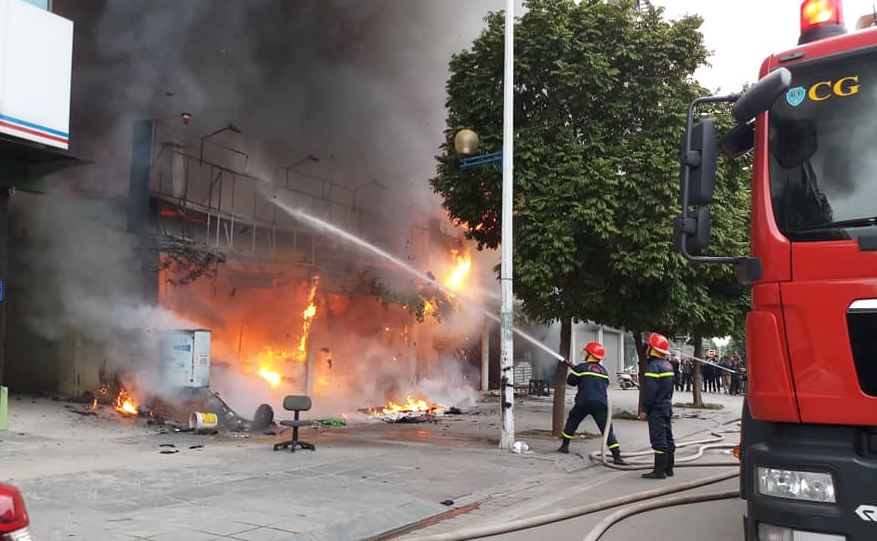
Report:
617,368,639,390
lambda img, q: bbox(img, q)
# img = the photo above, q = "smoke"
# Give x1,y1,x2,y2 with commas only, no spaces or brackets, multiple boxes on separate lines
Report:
10,193,195,391
11,1,538,411
52,0,506,225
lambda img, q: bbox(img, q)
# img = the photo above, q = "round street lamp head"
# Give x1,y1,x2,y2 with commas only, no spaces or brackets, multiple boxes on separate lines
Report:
454,129,480,157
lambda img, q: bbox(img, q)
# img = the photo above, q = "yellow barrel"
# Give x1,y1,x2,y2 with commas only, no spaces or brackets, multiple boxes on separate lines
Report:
189,412,218,431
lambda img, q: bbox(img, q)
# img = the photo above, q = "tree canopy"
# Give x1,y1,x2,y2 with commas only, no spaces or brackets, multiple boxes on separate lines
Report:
431,0,751,429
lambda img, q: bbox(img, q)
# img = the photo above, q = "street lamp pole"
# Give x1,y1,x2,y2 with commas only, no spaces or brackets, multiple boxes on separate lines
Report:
499,0,515,451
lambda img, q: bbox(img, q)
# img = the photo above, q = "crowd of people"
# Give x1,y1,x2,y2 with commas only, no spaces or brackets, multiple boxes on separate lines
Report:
669,354,747,395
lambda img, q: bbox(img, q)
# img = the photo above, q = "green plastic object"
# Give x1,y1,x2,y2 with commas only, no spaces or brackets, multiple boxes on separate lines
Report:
314,418,346,427
0,386,8,431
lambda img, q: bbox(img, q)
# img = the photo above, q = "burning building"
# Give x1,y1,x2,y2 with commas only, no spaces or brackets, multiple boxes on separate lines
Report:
1,0,569,423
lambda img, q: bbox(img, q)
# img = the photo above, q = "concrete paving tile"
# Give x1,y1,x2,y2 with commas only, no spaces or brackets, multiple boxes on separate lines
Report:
103,519,179,538
231,527,304,541
187,519,260,537
222,510,283,527
261,516,327,533
148,529,220,541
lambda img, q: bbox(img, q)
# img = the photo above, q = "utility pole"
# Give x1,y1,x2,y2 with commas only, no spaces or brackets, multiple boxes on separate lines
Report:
499,0,515,451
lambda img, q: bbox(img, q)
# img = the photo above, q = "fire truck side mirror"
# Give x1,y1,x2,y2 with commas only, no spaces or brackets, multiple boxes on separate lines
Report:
682,119,717,206
719,123,755,159
673,208,711,255
732,67,792,123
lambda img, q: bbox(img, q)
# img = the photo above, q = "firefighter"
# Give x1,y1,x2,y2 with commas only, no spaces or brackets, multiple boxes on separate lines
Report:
558,342,628,464
639,333,676,479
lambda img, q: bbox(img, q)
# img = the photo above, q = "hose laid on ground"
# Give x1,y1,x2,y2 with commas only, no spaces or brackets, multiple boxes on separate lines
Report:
403,471,739,541
592,393,740,470
580,489,741,541
403,392,741,541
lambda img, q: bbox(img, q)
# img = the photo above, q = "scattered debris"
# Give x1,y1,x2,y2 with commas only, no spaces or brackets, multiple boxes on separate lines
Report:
189,445,204,450
64,406,98,417
512,441,532,454
673,402,724,410
440,500,454,506
314,419,346,426
159,444,176,448
159,449,179,455
263,430,276,436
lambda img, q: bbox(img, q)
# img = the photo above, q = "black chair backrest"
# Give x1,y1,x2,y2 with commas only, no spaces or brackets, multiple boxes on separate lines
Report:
283,395,312,412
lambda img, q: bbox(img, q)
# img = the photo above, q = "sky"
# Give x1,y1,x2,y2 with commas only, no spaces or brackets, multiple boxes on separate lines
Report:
659,0,877,92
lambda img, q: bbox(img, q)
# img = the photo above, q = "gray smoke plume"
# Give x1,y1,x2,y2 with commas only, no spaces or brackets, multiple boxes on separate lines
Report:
10,1,522,409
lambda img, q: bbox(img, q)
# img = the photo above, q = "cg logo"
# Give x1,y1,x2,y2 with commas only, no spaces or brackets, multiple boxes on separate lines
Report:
856,504,877,522
786,76,861,107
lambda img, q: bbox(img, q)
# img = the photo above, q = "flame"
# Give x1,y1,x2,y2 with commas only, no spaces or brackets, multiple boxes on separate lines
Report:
258,367,282,388
423,300,436,316
296,277,320,361
113,388,138,416
445,251,471,292
372,395,443,415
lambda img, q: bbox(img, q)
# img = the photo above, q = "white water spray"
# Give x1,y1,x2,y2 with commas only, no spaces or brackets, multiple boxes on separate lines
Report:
269,193,565,362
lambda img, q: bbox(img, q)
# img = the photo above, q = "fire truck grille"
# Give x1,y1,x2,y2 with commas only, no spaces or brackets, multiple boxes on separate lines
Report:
845,311,877,397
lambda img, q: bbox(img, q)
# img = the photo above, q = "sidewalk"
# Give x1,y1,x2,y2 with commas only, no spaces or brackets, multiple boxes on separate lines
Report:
0,389,743,541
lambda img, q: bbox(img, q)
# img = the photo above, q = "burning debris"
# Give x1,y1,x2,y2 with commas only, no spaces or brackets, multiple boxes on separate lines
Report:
90,385,143,417
367,395,445,423
114,388,138,416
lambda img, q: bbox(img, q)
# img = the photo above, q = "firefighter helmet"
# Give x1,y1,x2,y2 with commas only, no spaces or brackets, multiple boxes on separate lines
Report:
647,333,671,356
583,342,606,361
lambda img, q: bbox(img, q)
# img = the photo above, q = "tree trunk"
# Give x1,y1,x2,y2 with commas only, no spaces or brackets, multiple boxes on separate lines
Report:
551,317,573,437
632,331,649,416
692,336,704,408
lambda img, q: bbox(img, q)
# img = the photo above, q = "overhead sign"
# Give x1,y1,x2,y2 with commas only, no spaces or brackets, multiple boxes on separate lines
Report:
0,0,73,149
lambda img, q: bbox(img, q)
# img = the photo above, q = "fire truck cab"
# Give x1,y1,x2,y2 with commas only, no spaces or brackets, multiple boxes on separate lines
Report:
676,1,877,539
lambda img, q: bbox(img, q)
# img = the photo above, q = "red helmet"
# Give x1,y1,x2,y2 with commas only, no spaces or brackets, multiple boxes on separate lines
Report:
583,342,606,360
647,333,670,356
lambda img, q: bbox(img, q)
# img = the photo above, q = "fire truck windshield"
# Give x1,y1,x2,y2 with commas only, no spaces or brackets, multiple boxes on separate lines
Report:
768,50,877,241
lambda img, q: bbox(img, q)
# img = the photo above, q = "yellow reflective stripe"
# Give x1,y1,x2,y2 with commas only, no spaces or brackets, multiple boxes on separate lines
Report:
644,372,675,378
653,449,666,454
562,432,575,440
607,443,620,450
569,370,587,376
581,372,610,380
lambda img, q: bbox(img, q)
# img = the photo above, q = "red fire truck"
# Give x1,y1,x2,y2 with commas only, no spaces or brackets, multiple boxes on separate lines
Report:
676,1,877,539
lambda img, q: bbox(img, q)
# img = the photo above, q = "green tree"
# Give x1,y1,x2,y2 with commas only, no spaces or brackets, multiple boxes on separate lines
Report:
431,0,747,434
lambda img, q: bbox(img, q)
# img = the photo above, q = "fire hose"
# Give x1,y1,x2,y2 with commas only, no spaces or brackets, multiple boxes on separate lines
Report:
403,394,741,541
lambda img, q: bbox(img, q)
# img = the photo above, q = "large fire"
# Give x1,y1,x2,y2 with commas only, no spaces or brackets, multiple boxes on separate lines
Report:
258,367,283,388
296,277,320,361
445,251,472,292
372,395,444,416
248,347,295,387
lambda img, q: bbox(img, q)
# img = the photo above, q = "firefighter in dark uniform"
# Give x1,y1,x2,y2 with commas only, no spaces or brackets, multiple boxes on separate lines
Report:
639,333,676,479
558,342,628,464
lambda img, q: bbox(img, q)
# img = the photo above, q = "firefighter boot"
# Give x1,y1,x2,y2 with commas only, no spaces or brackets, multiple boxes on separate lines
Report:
665,451,675,477
641,453,668,479
611,447,628,465
558,438,570,454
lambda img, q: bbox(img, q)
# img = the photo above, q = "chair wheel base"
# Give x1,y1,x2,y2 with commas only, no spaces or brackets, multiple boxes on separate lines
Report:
273,440,316,453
